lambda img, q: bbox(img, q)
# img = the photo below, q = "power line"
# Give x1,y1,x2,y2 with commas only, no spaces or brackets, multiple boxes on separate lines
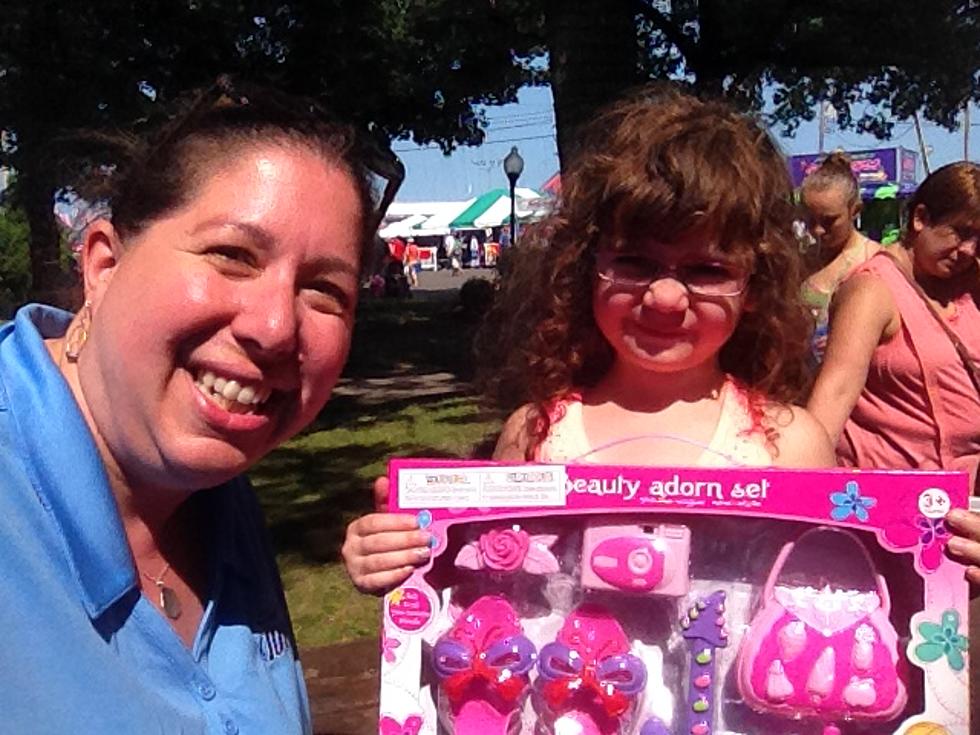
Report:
486,120,555,132
393,130,556,153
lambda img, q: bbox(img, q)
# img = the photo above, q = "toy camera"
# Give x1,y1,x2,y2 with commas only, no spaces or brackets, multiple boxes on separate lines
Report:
581,522,691,596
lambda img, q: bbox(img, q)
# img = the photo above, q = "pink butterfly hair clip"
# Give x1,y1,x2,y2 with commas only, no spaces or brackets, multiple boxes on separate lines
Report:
454,527,560,574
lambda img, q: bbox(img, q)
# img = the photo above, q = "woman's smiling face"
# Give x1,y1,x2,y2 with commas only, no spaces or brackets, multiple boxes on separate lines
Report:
77,143,364,491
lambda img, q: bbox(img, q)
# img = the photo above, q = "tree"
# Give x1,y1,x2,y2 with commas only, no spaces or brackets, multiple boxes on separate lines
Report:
3,0,978,302
634,0,980,138
458,1,980,165
0,203,30,316
242,0,547,147
0,0,261,302
0,0,547,302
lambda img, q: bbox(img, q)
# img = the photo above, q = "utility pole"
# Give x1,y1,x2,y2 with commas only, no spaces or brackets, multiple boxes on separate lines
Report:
913,112,931,175
965,104,971,161
817,100,826,153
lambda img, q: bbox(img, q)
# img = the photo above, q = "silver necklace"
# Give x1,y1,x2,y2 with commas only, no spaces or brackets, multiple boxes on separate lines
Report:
142,563,182,620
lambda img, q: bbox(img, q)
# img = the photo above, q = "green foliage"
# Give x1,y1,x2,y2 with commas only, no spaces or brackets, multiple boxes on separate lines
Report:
636,0,980,137
0,206,30,315
2,0,977,294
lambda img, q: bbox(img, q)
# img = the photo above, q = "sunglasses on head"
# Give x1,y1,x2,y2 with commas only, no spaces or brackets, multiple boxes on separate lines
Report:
151,74,405,232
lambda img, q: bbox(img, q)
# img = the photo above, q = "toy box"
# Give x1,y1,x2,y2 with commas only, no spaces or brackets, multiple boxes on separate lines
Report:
379,460,970,735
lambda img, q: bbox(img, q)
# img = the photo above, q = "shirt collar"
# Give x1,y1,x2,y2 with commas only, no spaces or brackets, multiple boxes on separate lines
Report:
0,304,136,618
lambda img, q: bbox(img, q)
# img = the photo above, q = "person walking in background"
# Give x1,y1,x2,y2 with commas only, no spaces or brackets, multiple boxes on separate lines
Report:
469,232,481,267
500,224,511,249
404,236,420,287
443,230,457,267
449,238,462,275
800,152,881,362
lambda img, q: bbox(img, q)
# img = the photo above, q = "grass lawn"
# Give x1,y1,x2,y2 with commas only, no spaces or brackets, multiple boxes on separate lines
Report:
249,293,502,646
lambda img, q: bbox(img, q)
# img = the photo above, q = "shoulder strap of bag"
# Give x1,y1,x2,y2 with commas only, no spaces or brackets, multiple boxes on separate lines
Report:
762,526,891,615
880,250,980,395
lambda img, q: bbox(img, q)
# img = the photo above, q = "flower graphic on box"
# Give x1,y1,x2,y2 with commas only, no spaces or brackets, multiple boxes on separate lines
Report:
455,527,559,573
829,480,877,522
914,609,968,672
381,632,401,664
883,513,950,572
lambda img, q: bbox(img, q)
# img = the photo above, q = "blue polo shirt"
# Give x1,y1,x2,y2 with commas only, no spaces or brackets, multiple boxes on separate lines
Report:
0,305,311,735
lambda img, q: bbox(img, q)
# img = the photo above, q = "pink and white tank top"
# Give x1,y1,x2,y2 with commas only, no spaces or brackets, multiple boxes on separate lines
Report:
535,378,773,467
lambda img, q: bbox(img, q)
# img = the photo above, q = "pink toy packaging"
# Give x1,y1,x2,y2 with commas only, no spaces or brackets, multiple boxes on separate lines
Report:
378,461,970,735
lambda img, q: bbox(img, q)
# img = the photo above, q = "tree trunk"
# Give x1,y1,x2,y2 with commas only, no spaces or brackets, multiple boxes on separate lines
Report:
18,150,71,307
690,0,725,97
546,0,642,168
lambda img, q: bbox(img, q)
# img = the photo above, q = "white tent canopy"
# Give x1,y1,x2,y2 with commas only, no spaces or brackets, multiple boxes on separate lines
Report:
412,199,475,236
377,213,429,239
379,200,476,238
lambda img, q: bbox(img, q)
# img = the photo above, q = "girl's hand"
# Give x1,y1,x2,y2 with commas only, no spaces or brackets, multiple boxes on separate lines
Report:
341,476,432,594
945,509,980,588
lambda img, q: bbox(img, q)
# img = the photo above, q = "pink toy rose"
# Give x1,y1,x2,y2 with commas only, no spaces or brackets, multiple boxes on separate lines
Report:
478,529,530,571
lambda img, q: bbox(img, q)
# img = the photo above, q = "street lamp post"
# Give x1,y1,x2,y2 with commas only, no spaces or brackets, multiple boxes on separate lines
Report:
503,146,524,246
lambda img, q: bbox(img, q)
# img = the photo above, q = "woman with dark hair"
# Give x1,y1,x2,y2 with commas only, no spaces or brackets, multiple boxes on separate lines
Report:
800,152,882,361
808,162,980,582
0,78,402,733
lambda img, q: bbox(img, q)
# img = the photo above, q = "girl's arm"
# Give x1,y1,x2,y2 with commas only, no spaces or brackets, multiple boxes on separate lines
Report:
807,273,899,444
492,404,536,461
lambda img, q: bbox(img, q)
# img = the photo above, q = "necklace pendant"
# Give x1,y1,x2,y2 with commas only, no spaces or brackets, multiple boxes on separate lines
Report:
159,585,183,620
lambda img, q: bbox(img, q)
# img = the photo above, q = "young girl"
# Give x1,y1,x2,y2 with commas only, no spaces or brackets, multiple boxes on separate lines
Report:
483,87,834,469
342,87,835,593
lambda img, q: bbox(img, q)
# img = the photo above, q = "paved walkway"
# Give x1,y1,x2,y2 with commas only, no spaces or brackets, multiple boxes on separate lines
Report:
332,371,467,405
408,266,495,301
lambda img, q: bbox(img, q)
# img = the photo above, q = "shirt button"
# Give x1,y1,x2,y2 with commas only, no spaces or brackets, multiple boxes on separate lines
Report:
223,719,239,735
196,681,216,701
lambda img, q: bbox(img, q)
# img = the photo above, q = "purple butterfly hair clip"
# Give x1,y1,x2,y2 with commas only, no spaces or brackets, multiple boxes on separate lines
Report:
454,527,559,574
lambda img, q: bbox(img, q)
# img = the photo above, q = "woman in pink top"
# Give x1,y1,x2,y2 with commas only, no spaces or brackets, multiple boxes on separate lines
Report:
808,162,980,586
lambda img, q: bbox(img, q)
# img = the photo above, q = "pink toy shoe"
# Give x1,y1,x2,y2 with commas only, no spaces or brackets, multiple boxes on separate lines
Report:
536,604,647,735
432,595,537,734
737,527,907,733
581,523,691,596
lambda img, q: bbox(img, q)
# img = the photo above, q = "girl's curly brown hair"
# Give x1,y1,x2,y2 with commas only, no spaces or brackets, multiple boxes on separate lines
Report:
477,85,814,444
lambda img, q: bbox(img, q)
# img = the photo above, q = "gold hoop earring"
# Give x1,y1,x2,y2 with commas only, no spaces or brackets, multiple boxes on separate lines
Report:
64,300,92,363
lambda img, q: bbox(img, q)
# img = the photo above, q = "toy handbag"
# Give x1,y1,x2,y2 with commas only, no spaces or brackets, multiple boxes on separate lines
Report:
736,527,907,732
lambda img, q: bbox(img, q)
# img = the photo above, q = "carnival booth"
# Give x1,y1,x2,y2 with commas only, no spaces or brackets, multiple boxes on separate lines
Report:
380,200,476,270
789,147,919,243
449,187,551,263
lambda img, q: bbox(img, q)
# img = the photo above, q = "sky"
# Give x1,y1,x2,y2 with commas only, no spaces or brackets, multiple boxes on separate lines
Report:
393,85,980,203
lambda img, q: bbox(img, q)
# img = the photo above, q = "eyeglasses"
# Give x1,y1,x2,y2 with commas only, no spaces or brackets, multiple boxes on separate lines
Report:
943,225,980,246
151,74,405,231
595,252,750,297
